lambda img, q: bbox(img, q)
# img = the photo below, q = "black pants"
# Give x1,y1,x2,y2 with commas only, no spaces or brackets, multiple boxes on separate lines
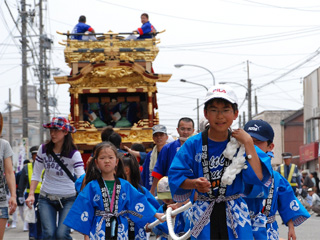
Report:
211,201,229,240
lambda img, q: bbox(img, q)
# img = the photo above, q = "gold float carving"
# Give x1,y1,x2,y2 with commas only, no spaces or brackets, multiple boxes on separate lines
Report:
73,131,101,145
69,66,154,89
91,66,134,79
72,128,153,145
65,51,157,63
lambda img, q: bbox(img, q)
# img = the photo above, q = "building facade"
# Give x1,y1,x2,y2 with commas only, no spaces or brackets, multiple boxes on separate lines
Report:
253,110,297,166
302,68,320,173
1,85,42,167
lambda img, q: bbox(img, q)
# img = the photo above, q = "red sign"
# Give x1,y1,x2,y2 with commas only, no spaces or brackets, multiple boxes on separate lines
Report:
299,142,319,164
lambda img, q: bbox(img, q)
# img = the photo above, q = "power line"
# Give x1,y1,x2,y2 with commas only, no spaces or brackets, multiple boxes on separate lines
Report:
241,0,320,12
95,0,319,28
255,47,320,90
161,26,320,50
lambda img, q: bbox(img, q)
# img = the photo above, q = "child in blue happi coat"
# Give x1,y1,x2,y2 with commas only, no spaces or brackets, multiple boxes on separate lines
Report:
244,119,310,240
168,85,272,239
122,152,160,239
64,142,163,240
148,176,187,239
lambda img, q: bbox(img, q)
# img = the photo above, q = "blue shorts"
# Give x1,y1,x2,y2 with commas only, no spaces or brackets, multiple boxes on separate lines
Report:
0,207,8,219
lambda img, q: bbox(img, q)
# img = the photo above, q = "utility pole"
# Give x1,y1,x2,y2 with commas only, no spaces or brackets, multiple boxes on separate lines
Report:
247,60,252,121
255,94,258,115
39,0,45,143
197,98,200,132
21,0,29,140
8,89,12,147
243,111,246,127
44,48,50,139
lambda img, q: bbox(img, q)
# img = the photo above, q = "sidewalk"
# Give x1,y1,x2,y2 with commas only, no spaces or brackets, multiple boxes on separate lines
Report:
4,214,84,240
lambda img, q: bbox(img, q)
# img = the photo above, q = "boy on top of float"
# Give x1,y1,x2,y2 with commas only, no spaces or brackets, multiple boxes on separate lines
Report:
168,84,272,240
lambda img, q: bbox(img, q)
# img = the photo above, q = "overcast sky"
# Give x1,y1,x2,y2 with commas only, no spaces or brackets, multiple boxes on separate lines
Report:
1,0,320,134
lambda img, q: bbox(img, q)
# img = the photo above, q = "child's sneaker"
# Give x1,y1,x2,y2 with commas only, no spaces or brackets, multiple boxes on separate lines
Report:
11,222,16,228
23,221,29,231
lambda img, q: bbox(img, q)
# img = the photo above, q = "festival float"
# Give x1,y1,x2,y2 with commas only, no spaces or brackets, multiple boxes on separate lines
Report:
54,30,171,161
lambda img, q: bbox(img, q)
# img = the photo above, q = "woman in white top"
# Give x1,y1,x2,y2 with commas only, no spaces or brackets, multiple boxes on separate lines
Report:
26,117,85,240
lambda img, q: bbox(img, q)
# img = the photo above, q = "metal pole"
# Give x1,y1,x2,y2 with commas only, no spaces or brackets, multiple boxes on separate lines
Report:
8,89,12,147
39,0,45,142
175,64,215,85
248,78,252,120
44,42,50,140
197,98,200,133
255,94,258,115
247,60,252,121
21,0,28,139
243,111,246,126
180,79,208,91
238,114,241,128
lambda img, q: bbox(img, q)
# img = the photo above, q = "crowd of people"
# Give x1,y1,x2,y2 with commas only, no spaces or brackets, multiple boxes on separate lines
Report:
1,84,320,240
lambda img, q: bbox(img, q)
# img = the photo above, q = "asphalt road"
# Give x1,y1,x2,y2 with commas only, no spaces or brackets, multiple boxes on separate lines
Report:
3,211,320,239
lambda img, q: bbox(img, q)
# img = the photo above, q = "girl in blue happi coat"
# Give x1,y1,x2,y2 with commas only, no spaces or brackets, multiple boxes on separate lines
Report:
122,152,160,239
64,142,163,240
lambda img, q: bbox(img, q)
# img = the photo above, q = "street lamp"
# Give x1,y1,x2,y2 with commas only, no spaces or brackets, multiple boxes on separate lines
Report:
219,81,252,121
180,79,208,91
180,79,208,132
175,64,215,86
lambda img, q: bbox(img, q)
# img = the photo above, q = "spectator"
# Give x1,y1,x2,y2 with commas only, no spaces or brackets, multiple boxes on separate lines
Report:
100,126,114,142
108,132,126,154
302,170,314,189
141,125,168,190
310,172,320,195
0,135,17,239
13,159,29,231
124,143,147,166
25,116,85,240
18,146,43,237
150,118,194,196
307,188,320,216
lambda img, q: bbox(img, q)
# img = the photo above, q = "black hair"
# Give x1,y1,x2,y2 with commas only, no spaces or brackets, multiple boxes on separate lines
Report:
84,142,126,186
122,153,144,193
131,143,145,152
141,13,149,19
267,140,273,146
23,159,30,165
108,132,122,149
29,146,39,153
101,126,114,142
204,98,238,112
177,117,194,128
79,15,86,22
45,133,77,158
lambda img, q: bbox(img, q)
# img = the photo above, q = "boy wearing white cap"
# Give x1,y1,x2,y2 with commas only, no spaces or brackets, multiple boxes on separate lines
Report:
168,85,272,239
